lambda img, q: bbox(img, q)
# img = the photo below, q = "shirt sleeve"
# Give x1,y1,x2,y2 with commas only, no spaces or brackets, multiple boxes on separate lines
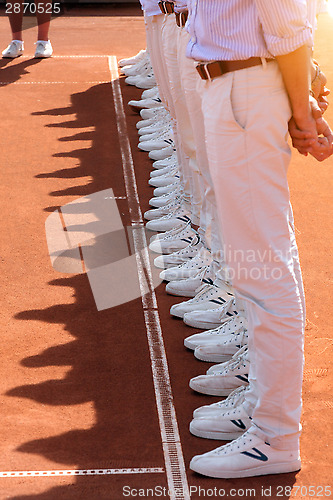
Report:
255,0,315,55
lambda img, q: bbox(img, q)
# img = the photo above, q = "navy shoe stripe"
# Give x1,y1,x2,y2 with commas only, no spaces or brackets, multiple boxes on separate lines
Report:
241,448,268,462
210,297,226,305
236,374,249,383
176,216,191,223
203,278,214,285
231,419,246,430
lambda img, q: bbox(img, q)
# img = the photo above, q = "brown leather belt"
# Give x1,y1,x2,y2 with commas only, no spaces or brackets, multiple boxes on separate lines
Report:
175,10,188,27
158,1,175,14
196,57,274,80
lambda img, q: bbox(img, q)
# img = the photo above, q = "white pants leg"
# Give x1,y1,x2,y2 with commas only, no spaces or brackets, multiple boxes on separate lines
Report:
201,61,305,450
161,15,195,214
179,34,223,257
144,13,172,114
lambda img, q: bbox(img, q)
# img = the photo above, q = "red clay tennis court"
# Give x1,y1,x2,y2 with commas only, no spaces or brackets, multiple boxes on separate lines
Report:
0,4,332,499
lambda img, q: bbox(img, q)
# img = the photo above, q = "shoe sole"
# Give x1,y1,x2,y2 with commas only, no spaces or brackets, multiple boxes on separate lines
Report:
154,259,191,270
194,350,235,363
190,461,301,479
163,270,204,281
184,318,223,329
189,422,243,441
166,288,197,298
150,243,191,255
172,303,228,320
2,53,23,58
189,381,240,397
146,223,187,232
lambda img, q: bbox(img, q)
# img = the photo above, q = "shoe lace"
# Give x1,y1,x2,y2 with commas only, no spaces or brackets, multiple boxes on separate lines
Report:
214,430,254,455
220,385,247,407
211,346,248,375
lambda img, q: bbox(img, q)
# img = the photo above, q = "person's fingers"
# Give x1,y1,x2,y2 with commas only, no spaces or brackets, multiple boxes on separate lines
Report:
310,96,323,120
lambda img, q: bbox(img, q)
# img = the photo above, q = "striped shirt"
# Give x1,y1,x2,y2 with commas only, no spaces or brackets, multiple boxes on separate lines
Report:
186,0,316,61
141,0,162,17
175,0,188,13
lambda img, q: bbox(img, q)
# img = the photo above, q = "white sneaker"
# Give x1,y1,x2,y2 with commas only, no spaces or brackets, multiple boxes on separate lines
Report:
149,175,179,189
207,346,249,375
122,58,151,77
170,281,234,319
149,225,197,255
165,263,216,297
190,404,252,440
139,125,172,142
193,386,248,419
195,330,248,363
149,187,181,208
189,346,249,396
136,109,169,130
119,49,147,67
153,235,202,269
2,40,24,58
139,117,171,136
183,298,239,329
153,180,180,197
139,133,174,152
34,40,53,58
190,429,301,478
140,106,166,120
152,153,177,169
184,314,247,350
129,96,163,112
126,70,156,89
150,163,178,178
159,248,212,281
150,220,191,242
149,146,175,161
144,197,183,221
141,86,159,99
146,210,191,233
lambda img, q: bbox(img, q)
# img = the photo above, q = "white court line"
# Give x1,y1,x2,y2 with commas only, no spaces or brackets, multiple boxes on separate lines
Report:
108,55,190,500
19,55,110,59
0,81,110,85
0,468,164,478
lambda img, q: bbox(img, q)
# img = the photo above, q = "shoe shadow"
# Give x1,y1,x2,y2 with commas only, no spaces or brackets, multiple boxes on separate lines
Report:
0,57,42,85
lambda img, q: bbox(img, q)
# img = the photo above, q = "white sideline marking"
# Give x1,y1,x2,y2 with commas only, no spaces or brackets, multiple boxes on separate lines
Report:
19,55,111,58
0,81,110,85
108,55,190,500
0,468,164,478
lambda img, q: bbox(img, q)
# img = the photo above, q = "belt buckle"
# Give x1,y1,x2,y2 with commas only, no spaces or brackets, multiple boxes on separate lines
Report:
196,62,211,81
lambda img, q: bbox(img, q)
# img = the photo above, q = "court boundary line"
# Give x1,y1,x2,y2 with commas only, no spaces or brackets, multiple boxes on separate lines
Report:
0,468,164,478
0,81,110,85
108,55,190,500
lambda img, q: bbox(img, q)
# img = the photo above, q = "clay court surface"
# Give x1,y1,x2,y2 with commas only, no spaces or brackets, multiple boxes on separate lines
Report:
0,5,332,499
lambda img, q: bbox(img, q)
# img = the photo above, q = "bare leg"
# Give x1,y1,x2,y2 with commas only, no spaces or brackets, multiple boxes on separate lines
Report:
6,0,24,40
35,0,51,40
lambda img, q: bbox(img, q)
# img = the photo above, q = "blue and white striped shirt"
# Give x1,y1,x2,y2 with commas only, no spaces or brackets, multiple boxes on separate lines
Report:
141,0,162,17
186,0,316,61
175,0,188,13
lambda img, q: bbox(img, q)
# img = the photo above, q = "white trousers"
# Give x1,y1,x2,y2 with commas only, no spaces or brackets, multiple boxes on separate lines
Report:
144,13,173,115
200,61,306,450
161,14,194,211
145,13,188,207
178,29,223,258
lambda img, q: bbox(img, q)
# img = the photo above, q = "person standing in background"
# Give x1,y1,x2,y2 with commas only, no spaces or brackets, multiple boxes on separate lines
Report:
2,0,55,58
